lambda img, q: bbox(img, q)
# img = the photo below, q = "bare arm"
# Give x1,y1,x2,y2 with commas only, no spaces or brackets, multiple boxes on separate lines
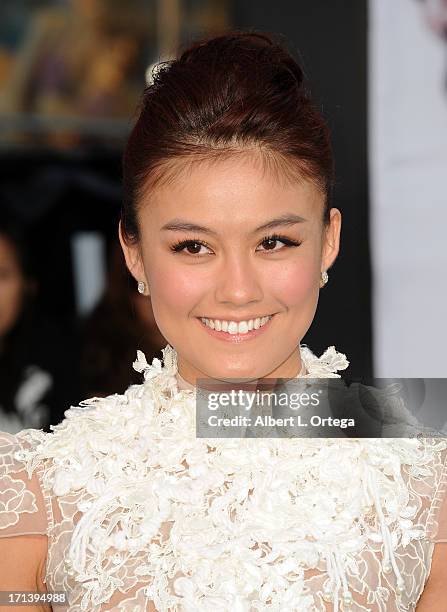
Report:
0,535,51,612
416,542,447,610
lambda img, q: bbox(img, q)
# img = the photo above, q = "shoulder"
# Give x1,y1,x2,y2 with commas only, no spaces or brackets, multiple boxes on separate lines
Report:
0,345,178,500
0,432,49,598
0,430,51,538
6,370,173,498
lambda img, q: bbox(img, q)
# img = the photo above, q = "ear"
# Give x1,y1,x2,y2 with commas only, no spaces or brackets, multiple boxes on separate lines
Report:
118,220,146,284
321,208,341,272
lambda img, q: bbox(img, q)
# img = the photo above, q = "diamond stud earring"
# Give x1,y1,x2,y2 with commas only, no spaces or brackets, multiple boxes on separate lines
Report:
137,281,147,295
320,270,329,288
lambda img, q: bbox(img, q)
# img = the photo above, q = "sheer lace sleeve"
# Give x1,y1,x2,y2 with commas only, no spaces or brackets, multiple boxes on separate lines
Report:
426,442,447,542
0,430,51,537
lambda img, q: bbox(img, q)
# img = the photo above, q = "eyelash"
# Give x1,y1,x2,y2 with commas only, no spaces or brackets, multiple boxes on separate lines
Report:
170,234,302,257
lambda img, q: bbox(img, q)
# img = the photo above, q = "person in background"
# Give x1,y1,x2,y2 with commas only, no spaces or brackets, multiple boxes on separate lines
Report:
80,241,166,398
0,218,80,433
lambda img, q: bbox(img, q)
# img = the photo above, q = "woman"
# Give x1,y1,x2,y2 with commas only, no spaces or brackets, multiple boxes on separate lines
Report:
1,30,446,611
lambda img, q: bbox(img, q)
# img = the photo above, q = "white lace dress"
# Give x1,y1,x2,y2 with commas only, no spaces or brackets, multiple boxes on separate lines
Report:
1,344,446,611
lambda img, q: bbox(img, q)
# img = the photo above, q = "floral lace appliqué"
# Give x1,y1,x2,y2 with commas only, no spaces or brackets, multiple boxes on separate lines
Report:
1,344,446,612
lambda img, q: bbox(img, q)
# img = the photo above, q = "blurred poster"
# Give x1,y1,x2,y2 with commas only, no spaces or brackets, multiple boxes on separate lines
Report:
369,0,447,375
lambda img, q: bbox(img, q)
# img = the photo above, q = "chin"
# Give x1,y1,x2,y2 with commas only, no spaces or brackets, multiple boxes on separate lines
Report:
207,362,265,380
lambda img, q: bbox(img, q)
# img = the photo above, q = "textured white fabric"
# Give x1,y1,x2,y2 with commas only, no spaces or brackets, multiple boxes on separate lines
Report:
0,343,446,611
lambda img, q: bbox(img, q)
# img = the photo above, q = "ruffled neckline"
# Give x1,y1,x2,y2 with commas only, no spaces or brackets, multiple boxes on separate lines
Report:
133,343,350,393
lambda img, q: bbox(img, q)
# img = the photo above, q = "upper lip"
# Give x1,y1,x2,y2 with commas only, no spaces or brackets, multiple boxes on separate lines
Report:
198,314,274,322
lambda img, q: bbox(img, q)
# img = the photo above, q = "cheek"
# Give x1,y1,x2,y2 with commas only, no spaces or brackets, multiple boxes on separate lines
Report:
269,259,317,305
149,260,206,315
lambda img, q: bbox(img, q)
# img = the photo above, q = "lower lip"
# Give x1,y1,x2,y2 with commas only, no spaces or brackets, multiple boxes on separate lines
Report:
197,316,275,343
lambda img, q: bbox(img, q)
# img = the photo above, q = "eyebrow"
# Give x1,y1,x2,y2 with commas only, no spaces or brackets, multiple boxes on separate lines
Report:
161,213,307,236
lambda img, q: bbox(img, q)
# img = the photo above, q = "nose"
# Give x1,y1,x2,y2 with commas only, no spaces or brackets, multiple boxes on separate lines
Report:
214,252,264,306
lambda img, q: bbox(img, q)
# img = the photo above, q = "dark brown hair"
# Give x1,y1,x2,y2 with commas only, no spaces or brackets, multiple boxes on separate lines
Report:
121,29,334,243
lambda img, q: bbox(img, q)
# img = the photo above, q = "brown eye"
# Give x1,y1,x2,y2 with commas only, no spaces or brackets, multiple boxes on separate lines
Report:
171,235,300,257
170,238,212,256
185,242,202,254
257,234,301,253
262,238,279,250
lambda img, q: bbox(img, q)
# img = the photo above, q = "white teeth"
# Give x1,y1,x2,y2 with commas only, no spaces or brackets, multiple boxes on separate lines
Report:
238,321,249,334
228,321,238,334
200,315,272,334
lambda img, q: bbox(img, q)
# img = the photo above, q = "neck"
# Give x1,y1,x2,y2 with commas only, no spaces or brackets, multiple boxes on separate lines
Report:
176,349,306,391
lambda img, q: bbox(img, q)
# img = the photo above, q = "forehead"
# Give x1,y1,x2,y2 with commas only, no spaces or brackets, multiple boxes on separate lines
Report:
139,152,324,228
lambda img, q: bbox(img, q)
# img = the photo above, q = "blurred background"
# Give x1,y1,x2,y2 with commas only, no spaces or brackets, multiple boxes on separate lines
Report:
0,0,445,433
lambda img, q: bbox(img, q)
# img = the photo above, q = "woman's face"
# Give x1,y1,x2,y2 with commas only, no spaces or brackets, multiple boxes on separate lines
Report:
0,236,26,338
120,154,341,384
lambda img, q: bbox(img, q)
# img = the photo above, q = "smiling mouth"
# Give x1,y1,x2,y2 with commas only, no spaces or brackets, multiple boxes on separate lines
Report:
197,314,275,336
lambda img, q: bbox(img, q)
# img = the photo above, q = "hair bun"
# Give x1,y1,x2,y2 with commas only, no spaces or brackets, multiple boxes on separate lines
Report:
178,30,304,88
